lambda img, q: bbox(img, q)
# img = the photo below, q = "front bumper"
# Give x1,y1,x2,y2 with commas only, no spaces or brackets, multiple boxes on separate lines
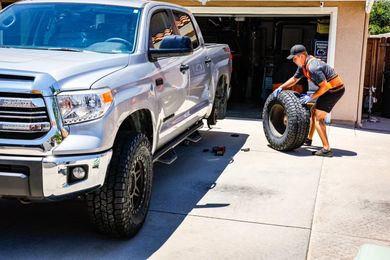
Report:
0,150,112,200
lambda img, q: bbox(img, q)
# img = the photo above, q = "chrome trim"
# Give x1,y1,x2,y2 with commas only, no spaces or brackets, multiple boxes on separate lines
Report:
0,110,47,115
0,172,28,178
0,115,48,119
42,150,112,197
0,96,69,155
0,97,45,108
0,151,112,198
0,121,51,132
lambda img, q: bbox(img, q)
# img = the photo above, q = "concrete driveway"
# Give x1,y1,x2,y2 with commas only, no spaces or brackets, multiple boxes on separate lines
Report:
0,118,389,259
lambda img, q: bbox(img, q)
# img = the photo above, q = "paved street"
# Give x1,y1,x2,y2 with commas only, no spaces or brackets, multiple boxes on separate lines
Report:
0,118,389,259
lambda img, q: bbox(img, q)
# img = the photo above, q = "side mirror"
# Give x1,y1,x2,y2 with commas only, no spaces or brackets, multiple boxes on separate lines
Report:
149,35,193,60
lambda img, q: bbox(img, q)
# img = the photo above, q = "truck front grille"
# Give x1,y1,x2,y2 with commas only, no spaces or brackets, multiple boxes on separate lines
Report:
0,93,51,140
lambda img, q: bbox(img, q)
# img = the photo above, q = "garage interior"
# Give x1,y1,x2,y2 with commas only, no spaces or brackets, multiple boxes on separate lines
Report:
363,36,390,122
195,15,330,119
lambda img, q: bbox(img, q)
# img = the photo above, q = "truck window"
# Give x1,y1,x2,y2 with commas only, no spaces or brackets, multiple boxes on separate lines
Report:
0,3,141,54
149,11,176,49
172,11,199,49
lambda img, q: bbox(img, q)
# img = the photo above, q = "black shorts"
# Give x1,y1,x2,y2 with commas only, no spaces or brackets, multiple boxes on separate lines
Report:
316,86,345,113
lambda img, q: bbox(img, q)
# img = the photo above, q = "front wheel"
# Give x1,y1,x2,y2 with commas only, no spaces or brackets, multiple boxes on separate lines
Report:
87,132,153,238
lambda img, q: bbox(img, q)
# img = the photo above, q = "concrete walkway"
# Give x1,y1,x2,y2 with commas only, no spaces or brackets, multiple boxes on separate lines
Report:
0,118,389,259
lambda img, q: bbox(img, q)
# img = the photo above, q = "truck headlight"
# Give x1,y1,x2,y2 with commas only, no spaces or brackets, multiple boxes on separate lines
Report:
56,88,113,125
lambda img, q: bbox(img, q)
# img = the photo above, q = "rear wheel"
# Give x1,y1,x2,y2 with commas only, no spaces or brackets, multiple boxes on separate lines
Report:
217,80,228,120
262,91,310,151
207,78,228,127
207,99,218,127
87,132,153,238
217,88,228,120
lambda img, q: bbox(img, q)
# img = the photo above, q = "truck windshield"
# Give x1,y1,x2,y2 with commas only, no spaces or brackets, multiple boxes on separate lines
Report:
0,3,140,54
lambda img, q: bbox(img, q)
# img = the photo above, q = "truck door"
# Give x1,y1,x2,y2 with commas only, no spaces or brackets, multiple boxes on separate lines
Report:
149,10,189,125
172,11,211,115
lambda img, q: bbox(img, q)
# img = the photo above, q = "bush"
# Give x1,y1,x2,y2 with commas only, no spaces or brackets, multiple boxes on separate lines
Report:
370,0,390,35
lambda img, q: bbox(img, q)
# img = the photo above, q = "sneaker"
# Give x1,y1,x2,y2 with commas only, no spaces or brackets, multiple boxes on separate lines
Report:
312,148,333,157
303,138,312,146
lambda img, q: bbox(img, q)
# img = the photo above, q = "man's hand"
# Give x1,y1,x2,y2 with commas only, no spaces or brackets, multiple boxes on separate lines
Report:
300,94,314,104
273,87,283,97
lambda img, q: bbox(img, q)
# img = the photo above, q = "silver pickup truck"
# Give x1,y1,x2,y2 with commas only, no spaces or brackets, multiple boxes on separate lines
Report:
0,0,231,238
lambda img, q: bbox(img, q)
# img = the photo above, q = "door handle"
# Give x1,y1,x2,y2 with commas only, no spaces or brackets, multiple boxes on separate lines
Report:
205,58,212,64
180,64,190,73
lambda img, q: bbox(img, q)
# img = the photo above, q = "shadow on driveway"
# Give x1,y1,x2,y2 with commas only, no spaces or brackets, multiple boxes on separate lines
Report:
277,146,358,157
0,130,248,259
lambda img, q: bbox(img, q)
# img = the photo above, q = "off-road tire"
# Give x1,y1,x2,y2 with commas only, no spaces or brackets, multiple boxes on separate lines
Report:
262,91,310,151
217,90,228,120
217,81,228,120
207,78,228,127
207,100,218,127
87,132,153,238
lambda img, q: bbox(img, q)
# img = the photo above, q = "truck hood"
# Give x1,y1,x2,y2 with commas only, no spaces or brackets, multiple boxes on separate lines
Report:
0,48,129,93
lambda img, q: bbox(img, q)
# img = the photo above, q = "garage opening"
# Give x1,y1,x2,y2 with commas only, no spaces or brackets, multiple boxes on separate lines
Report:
195,15,330,119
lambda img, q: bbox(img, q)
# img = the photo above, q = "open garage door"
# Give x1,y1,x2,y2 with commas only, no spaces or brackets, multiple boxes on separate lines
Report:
194,13,332,119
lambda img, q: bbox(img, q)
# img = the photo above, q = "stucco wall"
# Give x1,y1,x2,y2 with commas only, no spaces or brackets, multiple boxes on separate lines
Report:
331,2,366,124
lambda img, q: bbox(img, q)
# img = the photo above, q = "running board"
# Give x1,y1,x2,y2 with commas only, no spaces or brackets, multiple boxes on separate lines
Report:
153,121,204,163
156,149,177,165
186,130,202,143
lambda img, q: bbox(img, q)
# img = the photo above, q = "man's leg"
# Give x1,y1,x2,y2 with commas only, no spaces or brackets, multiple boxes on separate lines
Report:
313,108,330,150
307,105,316,140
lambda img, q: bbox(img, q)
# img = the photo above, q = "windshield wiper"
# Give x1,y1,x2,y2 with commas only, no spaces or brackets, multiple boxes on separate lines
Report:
48,47,84,52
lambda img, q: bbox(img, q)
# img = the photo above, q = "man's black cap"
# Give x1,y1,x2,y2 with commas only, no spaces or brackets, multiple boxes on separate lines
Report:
287,44,307,60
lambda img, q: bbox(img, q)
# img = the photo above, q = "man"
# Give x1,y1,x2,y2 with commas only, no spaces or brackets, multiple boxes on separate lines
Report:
273,44,345,157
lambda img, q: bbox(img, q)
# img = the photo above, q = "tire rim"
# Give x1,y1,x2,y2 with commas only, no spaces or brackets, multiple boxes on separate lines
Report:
269,103,287,137
129,156,146,213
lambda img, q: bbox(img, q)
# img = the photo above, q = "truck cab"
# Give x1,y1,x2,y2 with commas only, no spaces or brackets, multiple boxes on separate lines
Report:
0,0,231,238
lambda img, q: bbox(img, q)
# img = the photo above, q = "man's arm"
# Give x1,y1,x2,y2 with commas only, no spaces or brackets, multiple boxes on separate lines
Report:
312,80,330,99
278,76,300,90
273,67,304,98
309,67,330,99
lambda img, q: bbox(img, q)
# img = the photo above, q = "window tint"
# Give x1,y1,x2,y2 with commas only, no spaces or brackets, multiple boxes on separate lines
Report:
149,11,175,49
172,11,199,49
0,3,140,53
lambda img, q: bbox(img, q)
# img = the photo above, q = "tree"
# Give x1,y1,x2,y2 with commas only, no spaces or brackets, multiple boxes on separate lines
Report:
369,0,390,35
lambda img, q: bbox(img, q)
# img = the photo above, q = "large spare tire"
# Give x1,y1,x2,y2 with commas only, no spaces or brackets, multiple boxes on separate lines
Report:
262,91,310,151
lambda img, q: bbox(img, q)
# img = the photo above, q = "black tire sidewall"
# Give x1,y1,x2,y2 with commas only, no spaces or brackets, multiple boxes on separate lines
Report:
115,132,153,232
263,91,310,151
87,132,153,238
207,99,218,126
217,86,228,119
124,140,153,225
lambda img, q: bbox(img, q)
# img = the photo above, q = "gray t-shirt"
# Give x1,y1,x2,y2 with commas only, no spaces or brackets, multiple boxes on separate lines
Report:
294,57,337,85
